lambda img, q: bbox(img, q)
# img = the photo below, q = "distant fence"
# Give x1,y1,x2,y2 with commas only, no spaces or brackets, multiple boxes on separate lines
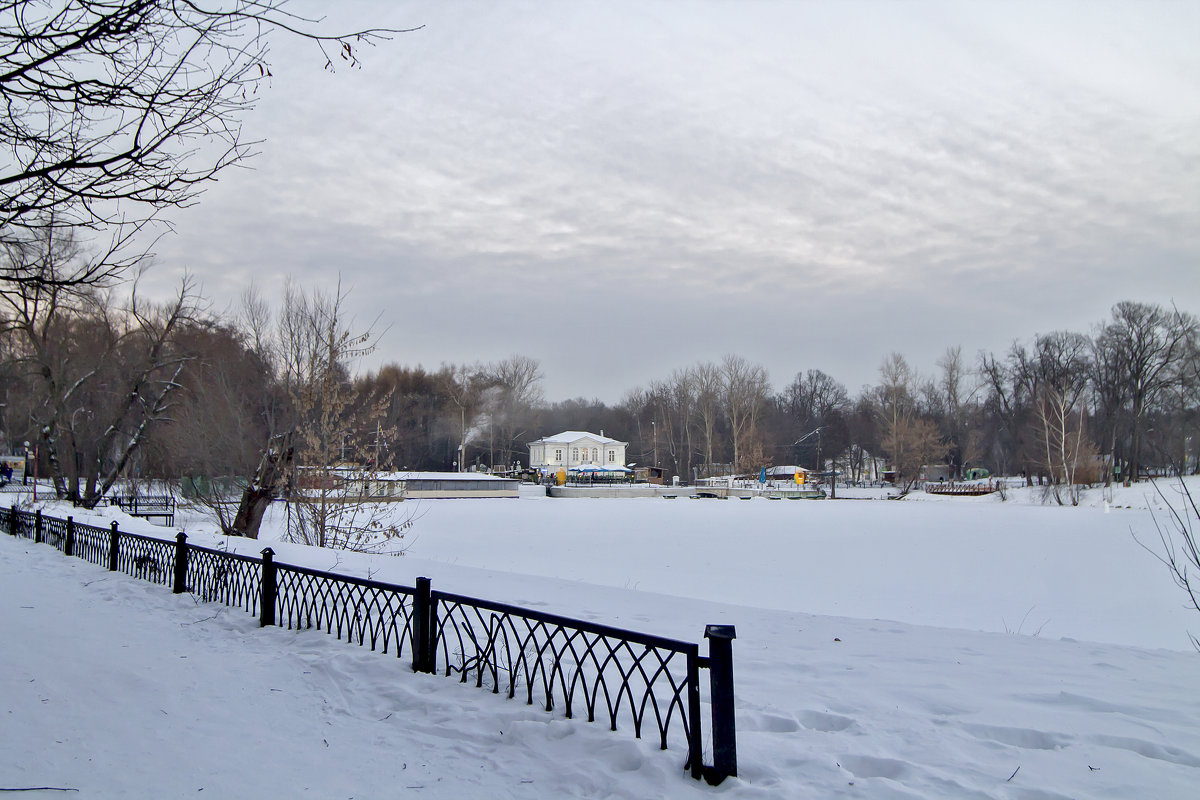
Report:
924,481,999,496
0,486,176,526
105,494,176,525
3,505,737,784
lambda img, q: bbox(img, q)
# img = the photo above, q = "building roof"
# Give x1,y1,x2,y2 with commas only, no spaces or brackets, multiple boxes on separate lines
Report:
766,465,812,476
316,468,515,483
379,471,516,482
529,431,626,445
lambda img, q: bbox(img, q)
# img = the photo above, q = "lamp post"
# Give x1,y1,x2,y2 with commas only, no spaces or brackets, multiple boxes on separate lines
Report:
652,420,658,469
29,441,38,500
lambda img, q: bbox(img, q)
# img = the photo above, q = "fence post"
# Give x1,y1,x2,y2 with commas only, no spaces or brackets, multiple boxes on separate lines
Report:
413,576,434,674
108,521,119,571
686,647,704,781
8,505,16,536
704,624,738,784
259,548,276,627
34,509,42,543
428,591,440,675
172,532,188,593
65,516,75,556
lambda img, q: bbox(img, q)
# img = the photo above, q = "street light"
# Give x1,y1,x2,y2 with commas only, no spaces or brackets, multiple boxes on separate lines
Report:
651,420,658,470
794,427,822,467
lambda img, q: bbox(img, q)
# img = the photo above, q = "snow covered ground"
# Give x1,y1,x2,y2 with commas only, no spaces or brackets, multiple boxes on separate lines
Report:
2,479,1198,798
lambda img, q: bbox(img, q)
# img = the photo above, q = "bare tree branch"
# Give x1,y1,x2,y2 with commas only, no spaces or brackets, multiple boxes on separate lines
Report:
0,1,416,234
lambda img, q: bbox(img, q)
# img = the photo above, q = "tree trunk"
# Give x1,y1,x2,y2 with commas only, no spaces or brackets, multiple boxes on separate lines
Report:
231,434,294,538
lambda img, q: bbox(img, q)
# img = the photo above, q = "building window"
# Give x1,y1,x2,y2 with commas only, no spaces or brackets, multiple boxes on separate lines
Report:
592,448,599,461
608,450,615,463
572,448,579,462
554,449,562,462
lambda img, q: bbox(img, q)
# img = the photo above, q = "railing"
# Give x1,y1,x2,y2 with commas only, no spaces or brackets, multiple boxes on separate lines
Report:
924,481,998,496
2,504,737,784
432,589,701,754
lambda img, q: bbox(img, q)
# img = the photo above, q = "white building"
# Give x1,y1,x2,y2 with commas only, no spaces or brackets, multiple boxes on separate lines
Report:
528,431,627,473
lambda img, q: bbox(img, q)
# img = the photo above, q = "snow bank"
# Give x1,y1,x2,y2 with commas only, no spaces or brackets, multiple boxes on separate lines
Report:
3,480,1198,797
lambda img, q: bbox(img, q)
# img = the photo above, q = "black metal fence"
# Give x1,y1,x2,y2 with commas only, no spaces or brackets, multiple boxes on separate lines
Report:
105,494,176,525
3,505,737,784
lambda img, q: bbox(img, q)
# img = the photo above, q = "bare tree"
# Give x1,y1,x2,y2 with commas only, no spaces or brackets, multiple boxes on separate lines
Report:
936,346,980,479
1028,332,1094,504
721,354,769,473
780,369,849,428
874,353,947,492
480,355,543,470
845,392,882,484
693,361,722,474
183,285,293,539
1137,479,1200,650
0,1,410,236
442,362,486,471
1,212,153,295
1093,302,1198,483
1,238,198,506
779,368,849,471
643,368,698,480
275,280,409,552
668,367,697,480
878,352,916,437
884,416,945,494
980,346,1041,483
148,317,282,534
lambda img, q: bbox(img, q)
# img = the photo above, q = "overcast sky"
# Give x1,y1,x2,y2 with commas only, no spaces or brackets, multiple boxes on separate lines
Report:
144,0,1200,403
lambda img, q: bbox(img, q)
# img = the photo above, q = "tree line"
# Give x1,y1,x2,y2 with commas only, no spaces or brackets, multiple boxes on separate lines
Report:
617,301,1198,500
2,4,1197,512
4,237,1196,507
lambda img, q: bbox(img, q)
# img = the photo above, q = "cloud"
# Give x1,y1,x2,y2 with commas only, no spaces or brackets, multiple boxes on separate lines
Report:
144,0,1200,401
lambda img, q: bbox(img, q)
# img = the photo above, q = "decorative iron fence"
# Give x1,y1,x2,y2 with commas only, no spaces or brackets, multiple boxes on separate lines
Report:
432,590,699,748
2,504,737,784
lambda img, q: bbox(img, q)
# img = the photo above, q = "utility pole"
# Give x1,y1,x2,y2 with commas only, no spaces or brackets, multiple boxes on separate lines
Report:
372,423,385,469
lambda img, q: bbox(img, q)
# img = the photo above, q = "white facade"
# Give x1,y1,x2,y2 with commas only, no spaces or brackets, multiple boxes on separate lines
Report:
528,431,627,472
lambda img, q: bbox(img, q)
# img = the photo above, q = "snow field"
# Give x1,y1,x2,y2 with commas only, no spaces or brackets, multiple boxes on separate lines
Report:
3,479,1199,798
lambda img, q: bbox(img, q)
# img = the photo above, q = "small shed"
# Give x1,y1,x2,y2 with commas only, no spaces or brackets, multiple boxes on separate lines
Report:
634,466,665,485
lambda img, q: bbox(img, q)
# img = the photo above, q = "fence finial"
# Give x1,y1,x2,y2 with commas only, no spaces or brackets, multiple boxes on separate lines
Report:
172,532,188,593
108,521,120,571
259,548,277,627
